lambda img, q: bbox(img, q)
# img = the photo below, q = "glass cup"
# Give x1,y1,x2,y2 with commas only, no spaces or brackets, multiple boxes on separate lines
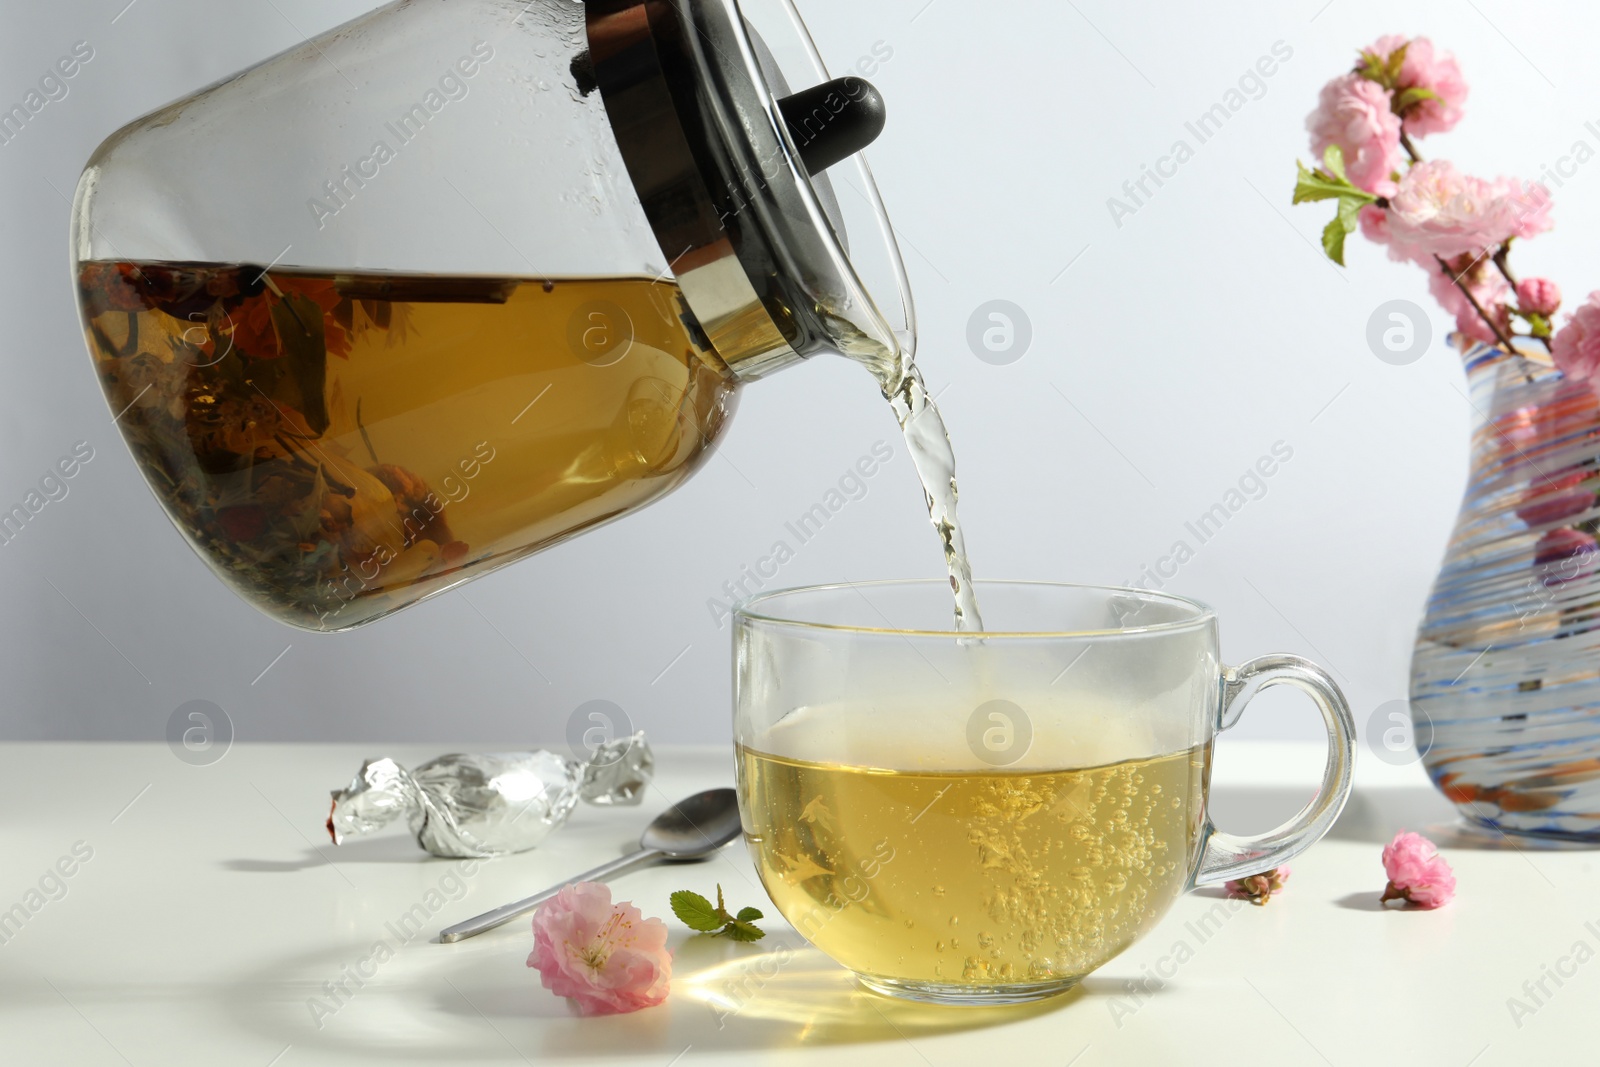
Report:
732,580,1355,1004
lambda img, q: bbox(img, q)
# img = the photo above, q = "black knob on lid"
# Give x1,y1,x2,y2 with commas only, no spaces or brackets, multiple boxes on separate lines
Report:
776,77,886,176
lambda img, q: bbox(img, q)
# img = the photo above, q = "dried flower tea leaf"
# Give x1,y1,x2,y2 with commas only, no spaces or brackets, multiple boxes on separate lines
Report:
270,292,329,433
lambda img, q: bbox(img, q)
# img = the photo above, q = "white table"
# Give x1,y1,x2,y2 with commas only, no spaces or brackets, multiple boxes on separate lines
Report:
0,740,1591,1066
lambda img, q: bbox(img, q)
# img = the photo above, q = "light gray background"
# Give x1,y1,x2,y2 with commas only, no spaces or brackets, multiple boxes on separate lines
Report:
1,0,1588,744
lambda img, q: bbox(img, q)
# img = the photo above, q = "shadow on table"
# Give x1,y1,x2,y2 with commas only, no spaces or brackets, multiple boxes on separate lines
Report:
219,932,1083,1061
223,832,427,871
443,936,1081,1058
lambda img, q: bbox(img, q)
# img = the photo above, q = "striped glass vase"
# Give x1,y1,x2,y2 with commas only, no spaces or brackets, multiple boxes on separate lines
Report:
1412,340,1600,839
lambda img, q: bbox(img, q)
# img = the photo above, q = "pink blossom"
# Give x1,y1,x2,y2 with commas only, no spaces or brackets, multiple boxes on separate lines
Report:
527,882,671,1015
1553,291,1600,388
1358,203,1392,245
1518,277,1562,317
1492,176,1555,241
1224,865,1290,906
1380,831,1456,908
1364,35,1469,137
1385,161,1517,260
1306,73,1403,194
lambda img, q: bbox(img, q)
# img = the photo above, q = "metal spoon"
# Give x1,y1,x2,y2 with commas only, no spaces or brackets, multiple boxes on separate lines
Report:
438,787,743,943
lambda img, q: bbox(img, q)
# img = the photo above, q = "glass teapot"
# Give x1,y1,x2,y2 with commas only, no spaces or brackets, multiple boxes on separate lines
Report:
71,0,912,631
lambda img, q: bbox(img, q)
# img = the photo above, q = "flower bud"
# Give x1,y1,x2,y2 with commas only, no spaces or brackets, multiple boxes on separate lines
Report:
1517,276,1562,317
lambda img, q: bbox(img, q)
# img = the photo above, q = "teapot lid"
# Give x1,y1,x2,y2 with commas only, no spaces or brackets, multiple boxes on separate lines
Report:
583,0,907,379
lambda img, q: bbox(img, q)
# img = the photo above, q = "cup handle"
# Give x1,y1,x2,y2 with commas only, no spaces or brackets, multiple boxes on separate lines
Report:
1190,654,1356,887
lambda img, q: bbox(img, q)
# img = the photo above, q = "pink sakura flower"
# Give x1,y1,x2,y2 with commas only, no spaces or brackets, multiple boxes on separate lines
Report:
1363,35,1469,137
527,882,672,1015
1358,203,1391,245
1380,831,1456,909
1306,73,1402,194
1224,866,1290,906
1366,167,1551,270
1384,161,1539,261
1553,291,1600,389
1518,277,1562,318
1492,176,1554,242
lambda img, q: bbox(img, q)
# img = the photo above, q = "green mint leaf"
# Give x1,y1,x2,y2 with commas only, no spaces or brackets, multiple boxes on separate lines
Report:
674,885,769,938
671,890,725,932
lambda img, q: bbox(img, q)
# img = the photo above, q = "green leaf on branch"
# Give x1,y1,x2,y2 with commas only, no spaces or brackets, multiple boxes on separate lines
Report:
1385,42,1410,86
1356,50,1383,84
1509,301,1552,338
1293,157,1377,207
1322,197,1366,267
1294,145,1379,266
1293,161,1350,204
1357,41,1409,90
670,884,767,941
1394,86,1439,114
1322,216,1349,266
1322,144,1349,184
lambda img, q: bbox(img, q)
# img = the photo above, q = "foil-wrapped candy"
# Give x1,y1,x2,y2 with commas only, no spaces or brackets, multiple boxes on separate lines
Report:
326,733,653,858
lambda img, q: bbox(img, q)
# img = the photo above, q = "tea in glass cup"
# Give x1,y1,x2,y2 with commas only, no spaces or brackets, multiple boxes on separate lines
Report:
733,581,1354,1004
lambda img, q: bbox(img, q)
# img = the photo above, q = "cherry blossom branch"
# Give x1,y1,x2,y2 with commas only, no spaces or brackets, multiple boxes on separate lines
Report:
1488,246,1518,290
1489,247,1550,352
1397,128,1421,165
1396,133,1550,353
1430,254,1520,354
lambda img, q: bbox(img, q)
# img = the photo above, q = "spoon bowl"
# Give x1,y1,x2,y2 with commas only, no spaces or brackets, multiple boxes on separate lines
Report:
642,787,744,858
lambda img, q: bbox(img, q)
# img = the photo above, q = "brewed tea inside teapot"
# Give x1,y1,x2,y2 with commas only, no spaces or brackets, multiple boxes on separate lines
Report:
72,0,917,631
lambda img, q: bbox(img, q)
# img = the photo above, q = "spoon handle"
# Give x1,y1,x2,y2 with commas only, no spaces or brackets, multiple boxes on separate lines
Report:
438,848,664,943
